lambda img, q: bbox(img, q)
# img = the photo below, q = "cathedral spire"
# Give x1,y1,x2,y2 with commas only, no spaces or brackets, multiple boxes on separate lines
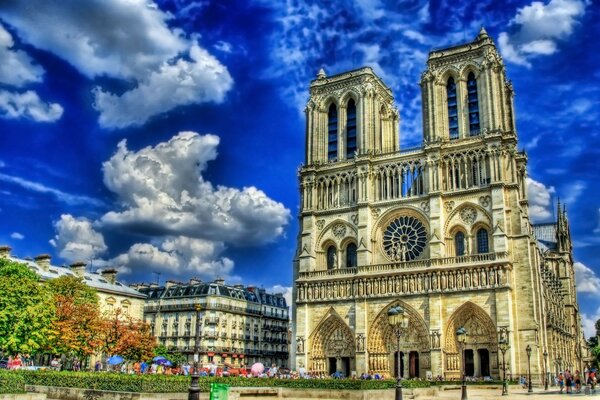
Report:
317,68,326,80
477,26,489,40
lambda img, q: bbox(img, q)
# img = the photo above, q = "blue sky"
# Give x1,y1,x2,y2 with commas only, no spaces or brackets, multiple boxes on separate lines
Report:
0,0,599,336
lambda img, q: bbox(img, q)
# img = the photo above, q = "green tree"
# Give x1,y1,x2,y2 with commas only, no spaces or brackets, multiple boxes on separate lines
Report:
0,258,55,355
46,275,105,361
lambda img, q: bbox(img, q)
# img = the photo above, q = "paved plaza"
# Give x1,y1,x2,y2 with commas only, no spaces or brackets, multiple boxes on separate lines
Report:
417,388,600,400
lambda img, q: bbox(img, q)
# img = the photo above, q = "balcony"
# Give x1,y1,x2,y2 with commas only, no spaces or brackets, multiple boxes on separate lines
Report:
297,251,509,280
205,317,219,325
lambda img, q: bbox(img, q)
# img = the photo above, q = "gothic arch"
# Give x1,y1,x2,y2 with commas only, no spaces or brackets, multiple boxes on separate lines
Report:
459,63,482,80
340,89,360,107
367,300,430,376
435,66,461,85
308,308,355,373
317,219,358,247
320,95,339,111
444,202,492,238
443,301,498,377
372,206,430,262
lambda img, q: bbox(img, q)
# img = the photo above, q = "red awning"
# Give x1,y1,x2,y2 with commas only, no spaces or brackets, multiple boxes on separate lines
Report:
239,355,245,358
222,354,228,357
207,352,215,356
233,354,238,358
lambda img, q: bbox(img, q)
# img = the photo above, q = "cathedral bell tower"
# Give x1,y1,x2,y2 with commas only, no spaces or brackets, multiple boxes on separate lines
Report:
304,67,400,164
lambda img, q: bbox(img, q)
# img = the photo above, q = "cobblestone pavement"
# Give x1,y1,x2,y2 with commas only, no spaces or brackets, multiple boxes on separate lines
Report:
422,388,600,400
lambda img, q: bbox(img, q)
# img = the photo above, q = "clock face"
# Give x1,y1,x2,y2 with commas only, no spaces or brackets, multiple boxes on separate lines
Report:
383,215,427,262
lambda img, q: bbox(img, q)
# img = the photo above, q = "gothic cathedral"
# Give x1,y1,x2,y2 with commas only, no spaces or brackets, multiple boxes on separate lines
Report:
292,28,585,381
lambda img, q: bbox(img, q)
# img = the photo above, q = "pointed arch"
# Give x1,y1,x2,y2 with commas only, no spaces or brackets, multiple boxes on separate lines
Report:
443,301,498,378
308,308,355,373
328,103,338,160
346,98,357,158
467,72,480,136
447,77,458,139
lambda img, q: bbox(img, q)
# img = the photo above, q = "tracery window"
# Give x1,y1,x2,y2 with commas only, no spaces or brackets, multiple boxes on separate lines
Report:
383,216,427,261
328,104,338,160
346,243,357,268
447,77,458,139
326,245,337,270
476,228,489,254
455,231,465,256
346,99,357,158
467,72,480,135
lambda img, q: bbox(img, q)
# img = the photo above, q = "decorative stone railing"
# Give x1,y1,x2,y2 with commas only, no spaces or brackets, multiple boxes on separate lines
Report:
298,252,508,280
296,262,511,303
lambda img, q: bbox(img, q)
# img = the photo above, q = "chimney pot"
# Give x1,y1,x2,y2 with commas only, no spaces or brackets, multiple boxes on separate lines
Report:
70,261,87,277
100,268,118,285
35,254,52,271
0,245,11,259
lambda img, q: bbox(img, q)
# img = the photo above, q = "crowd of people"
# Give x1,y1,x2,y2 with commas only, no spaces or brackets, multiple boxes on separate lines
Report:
555,369,597,394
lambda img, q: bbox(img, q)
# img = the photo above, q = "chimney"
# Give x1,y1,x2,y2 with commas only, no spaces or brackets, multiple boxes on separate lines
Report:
0,245,11,259
70,261,87,277
34,254,52,271
165,279,178,288
189,278,202,285
214,277,225,285
149,283,159,288
101,268,118,285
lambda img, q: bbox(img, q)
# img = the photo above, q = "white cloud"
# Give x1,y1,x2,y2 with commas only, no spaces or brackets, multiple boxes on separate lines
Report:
0,0,232,129
100,131,290,246
574,262,600,294
267,284,293,311
0,90,63,122
93,43,233,128
0,23,44,87
582,306,600,339
527,177,556,222
214,41,233,53
111,236,234,280
561,180,586,206
10,232,24,240
499,0,586,67
0,171,102,206
50,214,108,263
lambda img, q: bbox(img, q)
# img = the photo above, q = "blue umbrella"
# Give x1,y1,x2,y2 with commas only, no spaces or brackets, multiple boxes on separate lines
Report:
156,358,171,366
153,356,167,362
107,355,124,365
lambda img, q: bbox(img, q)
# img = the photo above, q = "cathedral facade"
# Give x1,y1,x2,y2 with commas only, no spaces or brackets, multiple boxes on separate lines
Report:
292,29,585,381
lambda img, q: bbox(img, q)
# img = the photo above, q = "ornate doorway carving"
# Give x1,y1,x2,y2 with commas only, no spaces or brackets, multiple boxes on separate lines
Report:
309,309,355,374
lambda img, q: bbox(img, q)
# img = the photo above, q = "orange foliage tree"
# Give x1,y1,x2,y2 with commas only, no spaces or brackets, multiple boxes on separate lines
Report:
102,308,157,362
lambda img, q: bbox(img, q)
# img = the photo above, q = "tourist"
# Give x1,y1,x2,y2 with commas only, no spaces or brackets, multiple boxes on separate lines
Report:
558,372,564,393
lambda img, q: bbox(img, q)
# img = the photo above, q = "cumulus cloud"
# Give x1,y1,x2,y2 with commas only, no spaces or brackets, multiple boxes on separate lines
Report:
0,0,232,129
93,43,232,128
498,0,587,67
582,306,600,339
100,131,290,246
50,214,108,263
527,177,555,222
10,232,24,240
0,90,63,122
111,236,234,280
574,262,600,294
0,23,44,87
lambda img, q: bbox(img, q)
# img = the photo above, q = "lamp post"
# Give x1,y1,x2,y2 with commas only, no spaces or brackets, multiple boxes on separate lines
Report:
499,338,509,396
388,305,409,400
543,350,548,391
457,327,468,400
188,304,202,400
526,345,533,393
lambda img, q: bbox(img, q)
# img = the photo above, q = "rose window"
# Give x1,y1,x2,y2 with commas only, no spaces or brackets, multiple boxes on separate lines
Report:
383,216,427,261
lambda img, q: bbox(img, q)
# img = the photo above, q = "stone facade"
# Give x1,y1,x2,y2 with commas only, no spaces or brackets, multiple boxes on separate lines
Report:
292,29,585,381
135,279,289,368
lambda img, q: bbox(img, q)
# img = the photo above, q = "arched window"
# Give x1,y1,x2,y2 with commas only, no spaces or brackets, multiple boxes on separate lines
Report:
455,231,465,256
328,104,338,160
447,77,458,139
326,245,337,270
346,243,357,268
476,228,489,254
346,99,357,158
467,72,480,136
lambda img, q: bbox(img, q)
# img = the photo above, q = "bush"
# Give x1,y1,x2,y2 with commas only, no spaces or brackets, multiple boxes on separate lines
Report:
0,370,25,394
10,370,435,392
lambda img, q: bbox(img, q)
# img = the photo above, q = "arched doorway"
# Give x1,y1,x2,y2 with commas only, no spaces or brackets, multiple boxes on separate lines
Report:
443,302,498,379
308,309,356,376
367,301,430,379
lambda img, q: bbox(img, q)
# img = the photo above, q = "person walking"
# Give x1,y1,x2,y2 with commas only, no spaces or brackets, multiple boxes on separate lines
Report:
558,372,564,393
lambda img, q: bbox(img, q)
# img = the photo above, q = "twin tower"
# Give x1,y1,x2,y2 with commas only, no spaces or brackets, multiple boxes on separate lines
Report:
293,28,582,381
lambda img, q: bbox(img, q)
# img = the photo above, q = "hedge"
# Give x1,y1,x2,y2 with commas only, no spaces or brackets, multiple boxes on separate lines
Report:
1,370,518,394
0,370,25,394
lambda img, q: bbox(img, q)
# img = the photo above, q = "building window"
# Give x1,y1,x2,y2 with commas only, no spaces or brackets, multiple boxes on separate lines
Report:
328,104,338,160
477,228,489,254
455,231,465,256
346,243,357,268
346,99,357,158
467,72,480,135
447,77,458,139
326,245,336,270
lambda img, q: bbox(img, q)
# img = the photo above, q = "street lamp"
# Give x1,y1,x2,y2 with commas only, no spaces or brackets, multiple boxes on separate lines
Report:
457,327,468,400
498,338,509,396
526,345,533,393
543,349,548,391
388,305,409,400
188,304,202,400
